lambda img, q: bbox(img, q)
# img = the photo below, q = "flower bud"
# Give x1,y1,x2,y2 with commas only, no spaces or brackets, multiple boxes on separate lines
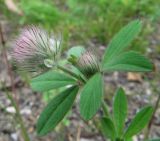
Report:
77,51,100,78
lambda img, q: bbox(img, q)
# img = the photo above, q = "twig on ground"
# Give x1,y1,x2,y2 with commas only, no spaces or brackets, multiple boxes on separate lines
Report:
76,125,81,141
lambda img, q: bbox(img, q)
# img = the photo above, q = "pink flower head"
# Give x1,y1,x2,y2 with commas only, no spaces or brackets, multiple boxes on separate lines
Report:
12,26,61,72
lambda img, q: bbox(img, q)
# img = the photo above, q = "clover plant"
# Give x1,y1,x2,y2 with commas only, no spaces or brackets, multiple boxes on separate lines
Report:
13,20,155,140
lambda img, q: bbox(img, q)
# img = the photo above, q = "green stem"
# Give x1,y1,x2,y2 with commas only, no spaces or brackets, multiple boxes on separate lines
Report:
92,118,106,141
144,93,160,140
102,100,110,117
144,74,160,140
5,91,30,141
57,65,86,83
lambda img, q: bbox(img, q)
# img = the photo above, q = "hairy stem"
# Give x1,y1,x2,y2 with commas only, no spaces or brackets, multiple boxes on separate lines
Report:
0,23,30,141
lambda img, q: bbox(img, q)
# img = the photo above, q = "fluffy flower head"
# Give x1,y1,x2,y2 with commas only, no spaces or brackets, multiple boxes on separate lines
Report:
12,26,61,72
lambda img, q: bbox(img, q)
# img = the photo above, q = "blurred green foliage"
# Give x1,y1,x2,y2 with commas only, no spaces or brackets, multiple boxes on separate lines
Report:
1,0,160,51
19,0,62,27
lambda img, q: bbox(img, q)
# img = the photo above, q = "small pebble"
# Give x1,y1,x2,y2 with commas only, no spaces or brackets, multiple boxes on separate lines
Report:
80,139,94,141
20,108,31,115
6,107,16,114
11,133,18,141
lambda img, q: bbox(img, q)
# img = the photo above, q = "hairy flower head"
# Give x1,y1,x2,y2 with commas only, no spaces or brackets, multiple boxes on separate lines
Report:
77,50,100,78
12,26,61,72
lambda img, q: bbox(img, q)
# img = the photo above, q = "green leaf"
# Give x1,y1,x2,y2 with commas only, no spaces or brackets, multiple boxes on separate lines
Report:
80,73,103,120
102,20,142,65
67,46,85,59
124,106,153,139
100,117,116,140
113,88,127,137
31,71,76,92
37,86,79,136
126,138,133,141
103,51,153,72
67,46,86,65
